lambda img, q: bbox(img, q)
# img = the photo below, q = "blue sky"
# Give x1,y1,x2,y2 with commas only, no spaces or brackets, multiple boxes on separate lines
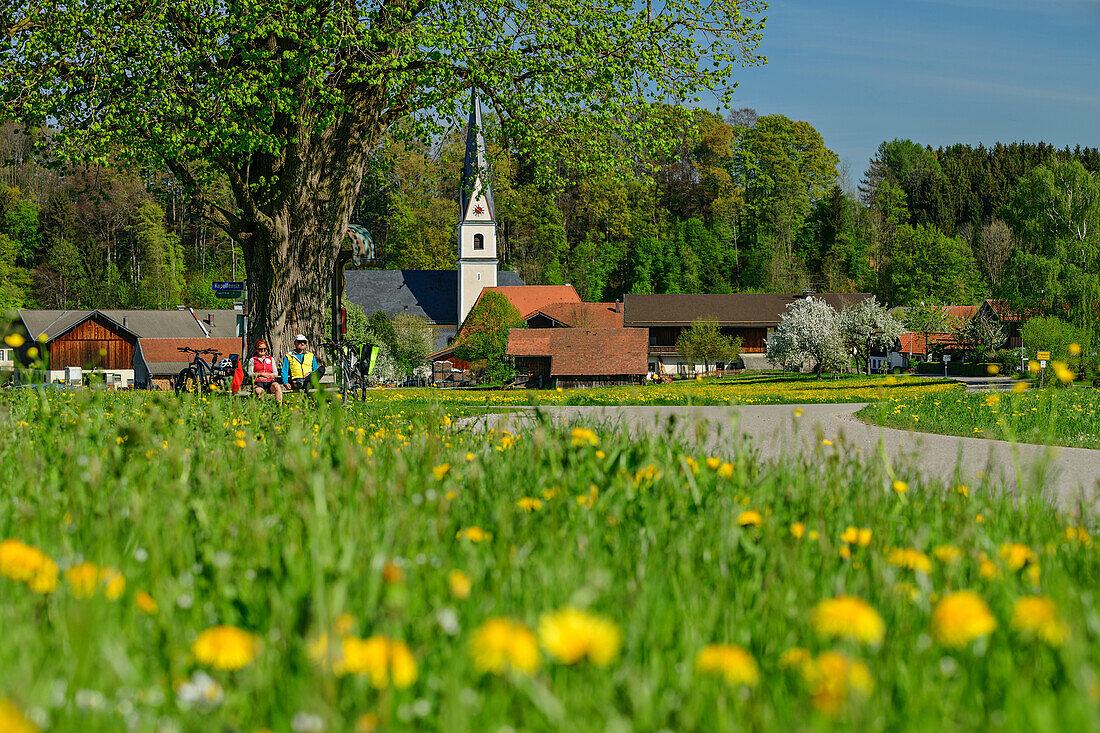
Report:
722,0,1100,184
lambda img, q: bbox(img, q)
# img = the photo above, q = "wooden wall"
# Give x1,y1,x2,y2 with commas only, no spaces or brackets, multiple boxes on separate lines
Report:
48,317,135,370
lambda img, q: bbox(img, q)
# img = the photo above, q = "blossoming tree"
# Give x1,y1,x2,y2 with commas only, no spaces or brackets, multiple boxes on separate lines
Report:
765,297,846,377
1,0,766,349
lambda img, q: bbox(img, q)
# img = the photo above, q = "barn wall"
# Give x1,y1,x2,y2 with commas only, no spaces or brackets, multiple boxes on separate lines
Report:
48,318,135,370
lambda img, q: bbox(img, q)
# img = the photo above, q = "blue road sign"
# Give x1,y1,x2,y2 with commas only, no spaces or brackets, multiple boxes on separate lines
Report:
212,281,246,291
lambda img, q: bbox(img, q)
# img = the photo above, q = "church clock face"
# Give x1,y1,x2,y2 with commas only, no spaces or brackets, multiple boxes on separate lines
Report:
473,205,484,215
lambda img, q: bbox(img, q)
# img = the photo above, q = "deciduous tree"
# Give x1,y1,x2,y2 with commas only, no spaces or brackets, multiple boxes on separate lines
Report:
765,296,845,378
839,296,904,375
675,317,742,372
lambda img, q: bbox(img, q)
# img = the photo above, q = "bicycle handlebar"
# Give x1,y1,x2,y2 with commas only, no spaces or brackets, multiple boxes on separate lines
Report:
176,346,221,356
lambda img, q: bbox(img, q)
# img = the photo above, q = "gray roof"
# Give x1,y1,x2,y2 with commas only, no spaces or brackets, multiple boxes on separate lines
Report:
459,88,495,220
624,293,872,327
20,309,215,341
344,270,524,325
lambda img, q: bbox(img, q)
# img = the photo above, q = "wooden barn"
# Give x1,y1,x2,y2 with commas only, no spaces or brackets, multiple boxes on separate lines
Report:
506,327,648,389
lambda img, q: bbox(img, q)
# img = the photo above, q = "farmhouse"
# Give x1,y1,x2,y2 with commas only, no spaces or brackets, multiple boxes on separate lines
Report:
13,308,241,388
624,292,871,375
506,327,648,388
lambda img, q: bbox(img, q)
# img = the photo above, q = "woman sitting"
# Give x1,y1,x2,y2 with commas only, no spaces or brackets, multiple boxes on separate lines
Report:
248,340,283,403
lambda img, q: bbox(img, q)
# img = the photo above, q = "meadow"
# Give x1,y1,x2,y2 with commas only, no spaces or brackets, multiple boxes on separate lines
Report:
858,385,1100,450
2,388,1098,732
358,373,960,410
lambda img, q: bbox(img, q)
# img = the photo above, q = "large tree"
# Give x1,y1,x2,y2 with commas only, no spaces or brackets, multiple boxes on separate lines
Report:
1,0,766,350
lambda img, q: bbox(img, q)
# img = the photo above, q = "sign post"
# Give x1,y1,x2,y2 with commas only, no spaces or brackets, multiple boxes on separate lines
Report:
943,353,951,378
1037,351,1050,388
212,282,247,357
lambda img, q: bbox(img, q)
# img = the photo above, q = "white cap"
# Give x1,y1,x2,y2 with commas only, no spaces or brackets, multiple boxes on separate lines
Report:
294,334,307,342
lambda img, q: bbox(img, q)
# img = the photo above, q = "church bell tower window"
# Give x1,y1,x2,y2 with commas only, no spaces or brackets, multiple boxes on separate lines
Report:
473,233,484,251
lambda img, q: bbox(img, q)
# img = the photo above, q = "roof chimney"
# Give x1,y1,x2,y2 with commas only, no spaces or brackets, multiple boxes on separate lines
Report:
208,313,214,328
615,299,621,313
122,316,128,328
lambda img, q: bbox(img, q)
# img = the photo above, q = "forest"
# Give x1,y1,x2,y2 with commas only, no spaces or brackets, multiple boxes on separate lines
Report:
1,108,1098,337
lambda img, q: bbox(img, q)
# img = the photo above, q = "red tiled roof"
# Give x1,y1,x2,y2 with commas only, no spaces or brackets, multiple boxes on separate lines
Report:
475,285,580,320
136,337,243,375
946,305,977,321
526,301,624,328
898,332,958,355
983,299,1023,321
506,328,648,376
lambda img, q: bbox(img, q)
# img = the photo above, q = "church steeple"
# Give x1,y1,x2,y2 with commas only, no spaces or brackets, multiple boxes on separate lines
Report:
459,88,495,222
456,87,499,325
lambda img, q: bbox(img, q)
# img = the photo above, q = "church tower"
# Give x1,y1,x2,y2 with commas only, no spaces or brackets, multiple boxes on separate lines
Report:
457,88,498,325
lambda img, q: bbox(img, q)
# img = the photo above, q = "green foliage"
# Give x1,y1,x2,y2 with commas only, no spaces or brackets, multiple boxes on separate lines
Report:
886,225,982,305
388,313,434,380
675,317,742,370
133,200,185,309
1020,317,1089,361
453,291,525,382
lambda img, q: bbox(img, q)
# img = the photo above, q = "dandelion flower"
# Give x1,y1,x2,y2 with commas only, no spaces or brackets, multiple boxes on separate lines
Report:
576,485,598,509
65,562,100,599
456,526,491,543
802,651,873,715
192,625,259,670
1069,342,1082,356
999,543,1035,571
470,618,540,675
382,561,404,584
737,510,763,528
778,646,812,670
355,712,381,733
3,333,25,348
336,636,417,689
695,644,759,687
1052,361,1074,384
516,497,542,512
931,591,996,648
887,548,932,573
570,427,599,447
432,463,451,480
932,545,963,564
448,570,472,600
811,596,885,645
0,698,37,733
0,539,58,593
790,522,806,539
1011,596,1067,646
538,607,621,666
891,480,908,494
717,462,735,479
135,591,158,614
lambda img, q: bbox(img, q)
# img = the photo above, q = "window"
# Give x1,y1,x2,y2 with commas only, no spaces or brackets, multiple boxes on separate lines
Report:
476,273,481,281
473,234,484,250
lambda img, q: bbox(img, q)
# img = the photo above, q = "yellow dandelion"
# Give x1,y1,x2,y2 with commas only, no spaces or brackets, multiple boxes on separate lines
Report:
1012,381,1028,393
1069,342,1082,356
456,526,491,543
516,497,543,512
985,393,1001,406
576,485,598,509
955,484,970,497
893,581,920,602
811,596,885,645
382,561,404,584
932,545,963,564
999,543,1035,571
839,545,852,560
932,591,997,648
3,333,25,348
335,635,417,689
448,570,472,600
790,522,806,539
570,427,599,447
840,526,859,544
802,651,873,715
857,528,872,546
541,486,561,501
538,607,621,666
100,567,125,600
1011,596,1067,646
465,452,476,462
822,439,833,446
737,510,763,528
65,562,100,599
717,462,735,479
694,644,759,687
135,590,158,614
192,625,259,670
355,712,381,733
470,618,541,675
705,456,722,470
432,463,451,480
234,439,247,448
1052,361,1074,384
987,363,1000,375
0,698,37,733
887,548,932,573
978,552,999,579
891,480,908,494
0,539,58,594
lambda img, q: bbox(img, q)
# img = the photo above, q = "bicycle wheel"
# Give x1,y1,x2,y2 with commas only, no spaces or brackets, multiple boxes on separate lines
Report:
174,368,200,395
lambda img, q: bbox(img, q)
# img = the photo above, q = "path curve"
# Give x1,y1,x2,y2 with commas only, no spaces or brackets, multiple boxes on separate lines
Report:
463,403,1100,509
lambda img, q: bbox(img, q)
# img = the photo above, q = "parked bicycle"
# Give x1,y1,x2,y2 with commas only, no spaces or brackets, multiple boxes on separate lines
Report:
174,346,237,395
321,338,374,403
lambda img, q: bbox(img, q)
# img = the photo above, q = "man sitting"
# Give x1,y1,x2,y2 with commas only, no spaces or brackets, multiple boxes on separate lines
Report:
282,334,326,392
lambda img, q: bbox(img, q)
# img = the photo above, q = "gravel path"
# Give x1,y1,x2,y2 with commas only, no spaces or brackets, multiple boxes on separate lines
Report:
463,403,1100,510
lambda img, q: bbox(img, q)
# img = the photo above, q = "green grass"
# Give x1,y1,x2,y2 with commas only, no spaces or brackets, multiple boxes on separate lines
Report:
858,386,1100,449
1,389,1098,732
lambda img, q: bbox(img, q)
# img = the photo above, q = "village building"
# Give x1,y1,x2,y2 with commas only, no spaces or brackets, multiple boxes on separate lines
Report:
624,292,871,375
525,300,624,329
10,308,242,388
506,328,648,389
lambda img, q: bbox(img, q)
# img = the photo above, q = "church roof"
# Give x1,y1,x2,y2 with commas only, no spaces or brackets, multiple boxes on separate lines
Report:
459,88,495,220
344,270,525,326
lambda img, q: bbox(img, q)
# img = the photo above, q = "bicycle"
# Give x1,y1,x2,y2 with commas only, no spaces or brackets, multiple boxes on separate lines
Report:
174,346,236,395
321,338,372,403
